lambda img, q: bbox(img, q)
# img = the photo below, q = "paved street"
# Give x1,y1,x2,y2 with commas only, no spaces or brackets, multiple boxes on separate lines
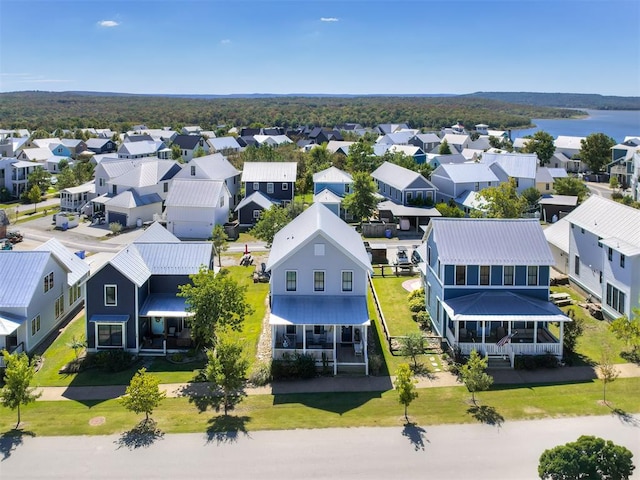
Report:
1,415,638,479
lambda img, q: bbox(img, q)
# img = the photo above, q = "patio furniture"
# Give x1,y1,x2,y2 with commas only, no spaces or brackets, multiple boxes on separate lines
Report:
176,328,191,347
354,340,363,356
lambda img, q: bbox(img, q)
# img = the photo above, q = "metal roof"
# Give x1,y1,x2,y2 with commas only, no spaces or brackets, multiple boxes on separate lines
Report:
312,166,353,184
208,136,241,151
543,218,570,253
562,196,640,249
538,195,578,206
117,140,162,156
377,200,441,218
0,251,49,307
314,188,342,204
481,152,538,179
234,191,277,212
428,218,554,265
371,161,435,191
134,222,180,243
266,203,372,273
35,238,90,286
269,295,370,326
547,168,568,178
111,160,180,188
432,162,502,183
61,182,95,195
0,313,23,335
165,179,227,207
554,136,586,150
240,162,297,182
443,291,570,322
106,190,162,208
176,154,239,181
600,237,640,256
139,294,192,317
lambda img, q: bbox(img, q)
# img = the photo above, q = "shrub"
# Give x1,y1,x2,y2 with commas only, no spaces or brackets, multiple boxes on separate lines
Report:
414,311,431,331
407,288,424,301
93,350,134,372
368,353,384,375
271,352,316,380
109,222,123,235
408,296,426,314
248,361,272,386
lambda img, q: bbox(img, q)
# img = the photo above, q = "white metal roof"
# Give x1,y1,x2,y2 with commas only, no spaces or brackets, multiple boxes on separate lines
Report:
165,179,227,208
312,166,353,184
240,162,297,182
35,238,90,286
314,188,343,204
234,191,277,212
481,152,538,179
371,161,435,191
543,218,570,253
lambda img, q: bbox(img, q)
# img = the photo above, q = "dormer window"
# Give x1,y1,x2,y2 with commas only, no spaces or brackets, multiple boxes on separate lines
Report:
191,165,196,176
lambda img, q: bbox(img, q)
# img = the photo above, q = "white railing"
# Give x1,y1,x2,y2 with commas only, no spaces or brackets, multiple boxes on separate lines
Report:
273,348,334,363
458,342,561,357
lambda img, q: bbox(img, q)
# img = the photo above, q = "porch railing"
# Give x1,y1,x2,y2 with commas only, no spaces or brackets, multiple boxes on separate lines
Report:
458,342,562,357
273,347,334,363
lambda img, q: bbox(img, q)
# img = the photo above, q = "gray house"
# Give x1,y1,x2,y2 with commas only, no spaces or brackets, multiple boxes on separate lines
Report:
371,161,436,206
85,223,214,354
266,203,373,375
241,162,297,203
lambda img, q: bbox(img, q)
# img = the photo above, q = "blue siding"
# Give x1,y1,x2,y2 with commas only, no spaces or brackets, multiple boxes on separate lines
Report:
467,265,479,286
150,275,191,293
314,182,348,196
245,181,294,202
238,201,265,225
539,266,550,286
491,265,502,286
443,287,550,301
515,266,527,286
444,265,454,285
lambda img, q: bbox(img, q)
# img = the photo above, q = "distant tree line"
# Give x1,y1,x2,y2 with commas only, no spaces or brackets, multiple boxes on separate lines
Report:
467,91,640,110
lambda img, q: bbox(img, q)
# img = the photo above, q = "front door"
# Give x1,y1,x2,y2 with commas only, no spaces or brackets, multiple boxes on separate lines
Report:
151,317,164,336
341,326,353,343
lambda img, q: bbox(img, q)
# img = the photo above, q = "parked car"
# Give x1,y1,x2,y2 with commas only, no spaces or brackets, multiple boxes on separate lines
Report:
7,230,23,243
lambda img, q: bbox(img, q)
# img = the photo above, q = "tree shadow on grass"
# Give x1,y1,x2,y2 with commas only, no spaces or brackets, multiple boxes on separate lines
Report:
177,382,212,413
272,390,383,415
0,429,36,461
611,407,640,427
114,419,164,450
205,415,251,445
467,404,504,427
401,422,429,452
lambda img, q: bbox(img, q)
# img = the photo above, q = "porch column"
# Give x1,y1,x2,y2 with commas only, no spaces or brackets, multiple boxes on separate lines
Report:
455,322,459,343
364,326,369,376
271,325,276,354
534,321,538,344
303,328,307,353
559,321,564,352
333,324,337,376
481,321,486,344
507,322,512,336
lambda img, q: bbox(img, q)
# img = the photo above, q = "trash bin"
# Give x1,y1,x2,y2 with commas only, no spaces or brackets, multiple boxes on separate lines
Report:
136,218,143,228
385,228,392,239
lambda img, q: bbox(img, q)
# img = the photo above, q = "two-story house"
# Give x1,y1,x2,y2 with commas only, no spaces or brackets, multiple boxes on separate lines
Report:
85,223,214,354
418,218,570,367
171,135,210,162
237,162,296,223
371,161,436,206
608,137,640,189
266,203,373,375
430,162,507,204
312,166,353,218
172,154,241,208
479,152,538,194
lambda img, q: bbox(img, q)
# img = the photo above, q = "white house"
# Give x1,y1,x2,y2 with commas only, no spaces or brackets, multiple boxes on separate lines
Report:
172,154,241,208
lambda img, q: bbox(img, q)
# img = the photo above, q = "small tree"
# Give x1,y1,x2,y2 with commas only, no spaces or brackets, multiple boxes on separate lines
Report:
67,335,87,362
250,205,291,247
609,176,620,192
400,332,425,371
342,171,378,225
27,185,41,213
205,339,249,415
460,350,493,405
0,351,42,428
211,224,228,268
538,435,635,480
553,177,589,202
598,344,619,406
438,139,452,155
120,367,166,425
610,310,640,354
522,131,555,166
477,178,528,218
394,363,418,422
563,308,584,354
109,222,123,235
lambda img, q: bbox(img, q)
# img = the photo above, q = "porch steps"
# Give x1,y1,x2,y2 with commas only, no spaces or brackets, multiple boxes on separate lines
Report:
486,356,512,369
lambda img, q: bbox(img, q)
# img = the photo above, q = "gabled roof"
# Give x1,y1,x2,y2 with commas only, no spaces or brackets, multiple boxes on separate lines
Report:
86,138,113,148
480,152,538,179
266,203,372,273
175,154,239,181
432,162,500,183
21,147,51,161
234,191,277,212
313,188,342,204
208,136,241,151
535,167,554,183
312,166,353,184
543,218,570,253
376,131,414,145
35,238,89,286
377,123,409,134
107,190,162,208
172,135,203,150
388,144,424,157
547,168,568,178
135,222,180,243
117,140,162,156
110,160,181,188
442,133,469,145
412,133,441,144
325,140,354,154
554,136,585,150
60,139,83,148
0,251,50,307
562,196,640,249
371,162,435,191
427,218,554,265
165,179,228,208
253,134,292,145
241,162,297,182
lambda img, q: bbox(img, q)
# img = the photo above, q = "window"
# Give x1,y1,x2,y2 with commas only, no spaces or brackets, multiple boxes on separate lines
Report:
163,182,168,193
55,295,64,319
219,196,224,208
620,254,625,268
344,184,350,194
574,256,580,276
437,260,441,279
606,283,626,314
503,266,514,285
31,315,41,336
545,183,550,191
581,228,585,234
608,248,613,261
314,243,325,256
253,209,261,219
69,283,81,306
314,271,325,292
474,182,479,191
44,272,54,292
313,325,325,335
427,246,431,265
282,182,288,190
479,266,490,285
99,178,105,187
286,271,297,291
97,324,123,347
104,285,117,306
342,271,353,292
406,192,413,201
112,185,117,195
285,325,296,335
455,265,466,286
527,266,538,286
426,283,431,306
267,182,274,194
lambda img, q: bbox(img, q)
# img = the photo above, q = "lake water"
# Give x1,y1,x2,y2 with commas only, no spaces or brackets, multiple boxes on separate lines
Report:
511,109,640,143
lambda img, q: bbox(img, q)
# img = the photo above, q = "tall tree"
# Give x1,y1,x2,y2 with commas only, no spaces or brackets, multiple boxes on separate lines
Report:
250,205,291,247
342,171,378,224
522,186,542,211
522,131,555,166
120,367,166,425
460,350,493,405
580,133,616,173
438,139,452,155
609,310,640,354
394,363,418,422
27,185,41,213
211,224,228,268
538,435,635,480
28,166,51,192
0,352,41,429
307,143,333,174
553,176,589,202
56,166,78,190
204,339,249,415
477,178,528,218
346,141,378,173
178,268,253,350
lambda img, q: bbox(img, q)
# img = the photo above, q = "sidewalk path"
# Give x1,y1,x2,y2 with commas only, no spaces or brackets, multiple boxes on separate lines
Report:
35,362,640,402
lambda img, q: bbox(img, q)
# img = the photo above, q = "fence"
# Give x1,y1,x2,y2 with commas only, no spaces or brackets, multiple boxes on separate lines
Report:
368,273,392,349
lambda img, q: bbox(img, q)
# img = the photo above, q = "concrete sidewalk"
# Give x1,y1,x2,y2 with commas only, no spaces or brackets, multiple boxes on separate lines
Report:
35,363,640,402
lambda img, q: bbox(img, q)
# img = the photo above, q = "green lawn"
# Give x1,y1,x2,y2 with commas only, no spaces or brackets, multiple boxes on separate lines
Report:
2,378,639,436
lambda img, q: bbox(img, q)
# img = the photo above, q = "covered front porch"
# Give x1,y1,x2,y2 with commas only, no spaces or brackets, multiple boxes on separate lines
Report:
270,295,370,375
138,294,193,355
441,291,571,367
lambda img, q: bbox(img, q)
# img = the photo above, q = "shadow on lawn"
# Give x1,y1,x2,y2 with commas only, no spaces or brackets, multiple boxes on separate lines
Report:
467,404,504,427
272,390,384,415
115,419,164,450
401,422,429,451
206,415,251,445
0,429,36,461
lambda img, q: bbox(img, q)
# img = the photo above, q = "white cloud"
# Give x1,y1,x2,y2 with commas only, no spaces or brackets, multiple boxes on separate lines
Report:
220,39,231,45
320,17,339,22
98,20,120,28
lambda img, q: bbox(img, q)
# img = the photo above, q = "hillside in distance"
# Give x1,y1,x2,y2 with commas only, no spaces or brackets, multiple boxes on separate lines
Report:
467,92,640,110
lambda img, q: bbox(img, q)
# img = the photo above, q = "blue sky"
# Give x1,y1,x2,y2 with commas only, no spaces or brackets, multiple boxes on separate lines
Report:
1,0,638,96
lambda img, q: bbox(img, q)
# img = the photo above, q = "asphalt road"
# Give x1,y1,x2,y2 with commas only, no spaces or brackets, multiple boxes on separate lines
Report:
1,415,638,479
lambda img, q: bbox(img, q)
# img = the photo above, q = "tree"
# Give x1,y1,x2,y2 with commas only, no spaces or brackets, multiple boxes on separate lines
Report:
109,222,123,235
56,166,77,190
553,177,589,202
609,310,640,354
67,335,87,362
538,435,635,480
399,332,425,371
460,350,493,404
211,224,228,269
346,141,378,173
438,139,452,155
609,176,620,192
193,146,206,158
598,344,619,405
522,131,555,166
342,171,378,224
522,186,542,211
27,185,41,213
0,351,41,428
250,205,291,247
120,367,166,425
28,166,51,193
72,160,94,185
394,363,418,422
563,309,585,354
477,178,528,218
580,133,616,173
178,268,254,350
204,339,249,415
171,144,183,161
435,202,465,218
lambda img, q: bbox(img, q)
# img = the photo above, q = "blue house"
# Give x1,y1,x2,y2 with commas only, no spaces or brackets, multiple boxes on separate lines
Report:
241,162,297,203
417,218,570,367
312,166,353,218
371,161,436,206
85,223,213,354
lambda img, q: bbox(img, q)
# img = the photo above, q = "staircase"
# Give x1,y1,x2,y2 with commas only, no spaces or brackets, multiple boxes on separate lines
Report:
487,356,512,369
